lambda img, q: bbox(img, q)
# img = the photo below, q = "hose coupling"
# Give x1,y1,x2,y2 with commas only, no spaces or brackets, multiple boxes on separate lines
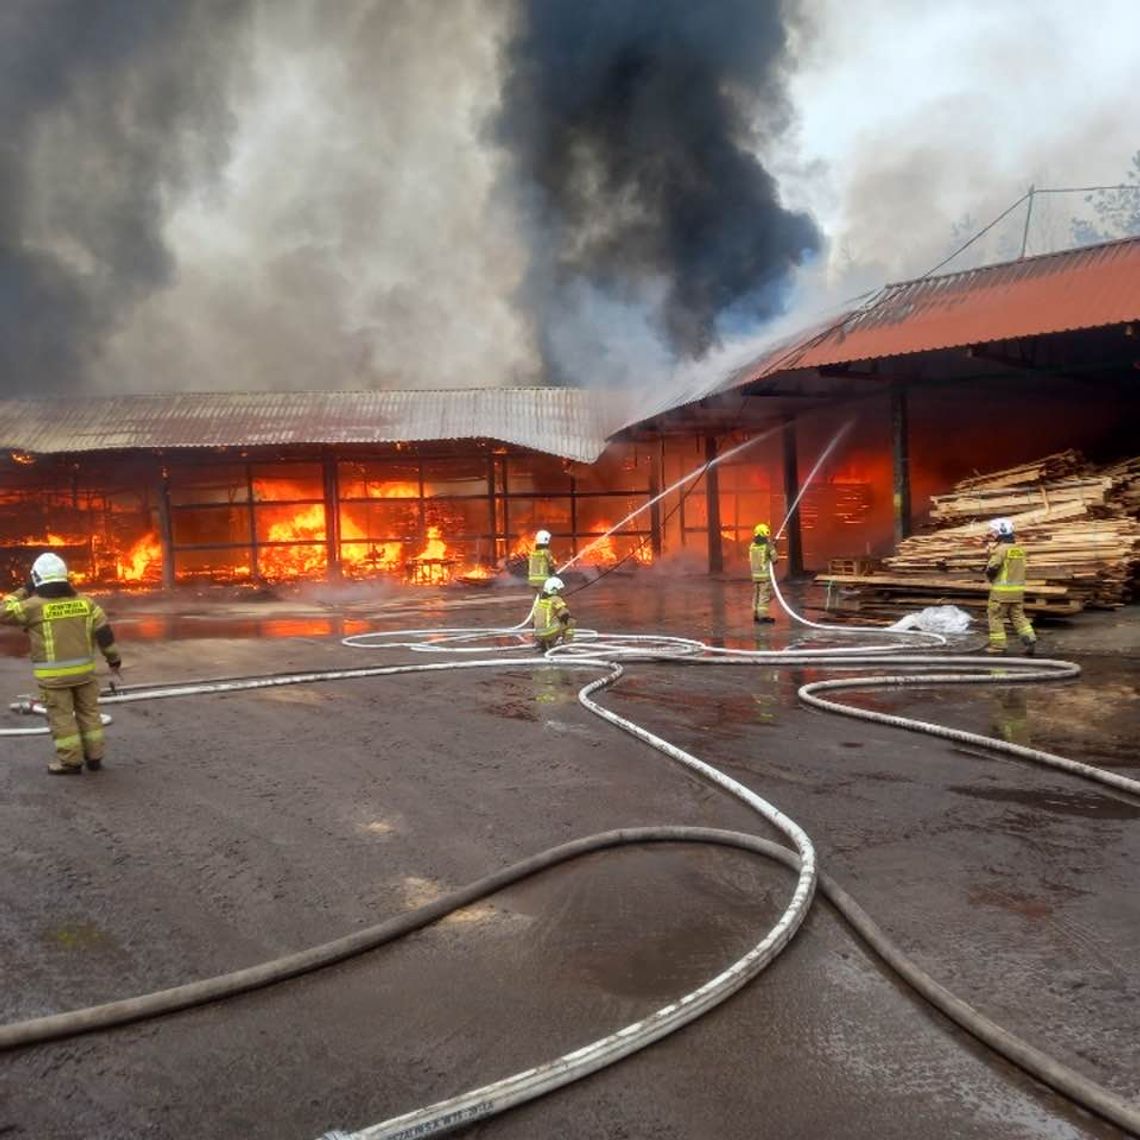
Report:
9,695,38,715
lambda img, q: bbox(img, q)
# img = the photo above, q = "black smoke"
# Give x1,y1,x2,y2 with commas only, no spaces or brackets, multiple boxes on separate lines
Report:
496,0,820,380
0,0,250,395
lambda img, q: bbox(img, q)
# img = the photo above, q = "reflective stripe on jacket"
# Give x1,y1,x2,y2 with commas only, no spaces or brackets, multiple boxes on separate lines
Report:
533,595,569,637
0,588,119,688
528,548,556,587
986,543,1028,601
749,540,776,582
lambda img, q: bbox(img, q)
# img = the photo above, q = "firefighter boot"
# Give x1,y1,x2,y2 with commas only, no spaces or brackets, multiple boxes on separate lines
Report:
1021,635,1037,657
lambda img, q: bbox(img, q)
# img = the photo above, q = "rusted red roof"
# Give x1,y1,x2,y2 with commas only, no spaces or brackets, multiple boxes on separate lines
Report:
744,236,1140,380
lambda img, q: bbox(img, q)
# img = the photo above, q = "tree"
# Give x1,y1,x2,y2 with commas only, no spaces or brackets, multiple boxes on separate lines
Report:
1071,150,1140,245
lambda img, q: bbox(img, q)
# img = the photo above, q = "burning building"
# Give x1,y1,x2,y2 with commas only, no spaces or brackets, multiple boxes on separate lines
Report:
0,390,654,590
1,239,1138,593
615,235,1140,575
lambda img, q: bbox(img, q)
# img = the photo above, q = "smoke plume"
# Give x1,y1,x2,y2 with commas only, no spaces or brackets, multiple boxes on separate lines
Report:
1,1,818,397
496,0,821,383
0,0,251,397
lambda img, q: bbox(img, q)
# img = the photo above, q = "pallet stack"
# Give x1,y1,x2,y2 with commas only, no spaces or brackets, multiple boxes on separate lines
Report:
816,452,1140,614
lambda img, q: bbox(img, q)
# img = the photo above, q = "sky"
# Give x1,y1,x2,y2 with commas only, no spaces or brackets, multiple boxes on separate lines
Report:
784,0,1140,284
3,0,1138,399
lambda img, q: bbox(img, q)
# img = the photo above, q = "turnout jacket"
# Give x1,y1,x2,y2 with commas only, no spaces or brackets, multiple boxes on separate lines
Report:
528,546,556,587
533,594,571,638
749,538,777,581
985,538,1028,603
1,584,121,688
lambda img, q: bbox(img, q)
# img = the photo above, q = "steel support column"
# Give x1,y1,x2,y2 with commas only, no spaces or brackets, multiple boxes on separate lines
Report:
245,464,260,582
157,468,176,590
705,436,723,573
891,382,912,547
649,443,663,558
782,416,804,577
322,451,341,579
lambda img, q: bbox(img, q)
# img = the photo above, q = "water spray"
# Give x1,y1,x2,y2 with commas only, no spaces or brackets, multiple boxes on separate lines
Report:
774,420,853,542
557,422,786,574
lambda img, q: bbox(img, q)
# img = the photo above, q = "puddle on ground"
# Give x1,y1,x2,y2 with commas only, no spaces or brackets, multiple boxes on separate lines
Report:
949,784,1140,820
966,884,1056,921
0,614,376,655
397,875,508,927
40,921,108,950
483,699,538,722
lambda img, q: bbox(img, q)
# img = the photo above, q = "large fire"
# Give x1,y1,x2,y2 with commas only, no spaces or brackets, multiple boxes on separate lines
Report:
119,532,163,583
3,469,655,591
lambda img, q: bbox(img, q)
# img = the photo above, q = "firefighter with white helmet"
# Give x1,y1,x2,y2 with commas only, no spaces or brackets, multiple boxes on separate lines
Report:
527,529,557,588
533,575,575,651
749,523,778,623
984,517,1037,655
1,553,123,773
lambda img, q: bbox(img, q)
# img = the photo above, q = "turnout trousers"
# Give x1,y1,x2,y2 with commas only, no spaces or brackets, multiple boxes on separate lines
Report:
535,621,576,651
752,580,773,619
40,677,104,768
987,598,1035,650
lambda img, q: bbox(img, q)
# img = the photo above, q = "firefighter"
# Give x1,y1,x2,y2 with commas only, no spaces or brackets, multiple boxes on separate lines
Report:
749,523,778,623
1,553,122,774
984,518,1037,655
533,576,575,651
528,529,557,588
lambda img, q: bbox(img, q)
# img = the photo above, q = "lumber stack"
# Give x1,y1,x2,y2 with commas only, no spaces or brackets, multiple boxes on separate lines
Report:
816,452,1140,613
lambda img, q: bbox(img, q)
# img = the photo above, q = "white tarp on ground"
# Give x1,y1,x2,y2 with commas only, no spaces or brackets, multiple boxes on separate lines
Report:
889,605,973,634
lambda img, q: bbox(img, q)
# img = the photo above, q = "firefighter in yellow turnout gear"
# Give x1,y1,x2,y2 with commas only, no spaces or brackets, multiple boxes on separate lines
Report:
984,518,1037,656
1,553,122,773
749,523,778,623
533,576,575,651
527,529,557,588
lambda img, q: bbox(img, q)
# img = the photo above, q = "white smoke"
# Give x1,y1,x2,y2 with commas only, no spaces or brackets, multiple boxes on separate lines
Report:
95,0,538,394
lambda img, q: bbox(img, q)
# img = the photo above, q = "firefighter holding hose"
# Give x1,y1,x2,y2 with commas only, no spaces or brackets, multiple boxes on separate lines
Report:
533,576,575,651
527,529,557,588
749,523,778,623
984,517,1037,655
1,553,122,774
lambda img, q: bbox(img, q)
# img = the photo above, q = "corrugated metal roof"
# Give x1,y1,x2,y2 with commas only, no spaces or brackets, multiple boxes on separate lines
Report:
0,389,623,464
741,236,1140,381
612,238,1140,438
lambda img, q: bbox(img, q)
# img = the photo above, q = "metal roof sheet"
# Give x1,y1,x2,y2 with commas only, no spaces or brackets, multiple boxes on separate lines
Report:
741,236,1140,381
611,238,1140,438
0,389,623,464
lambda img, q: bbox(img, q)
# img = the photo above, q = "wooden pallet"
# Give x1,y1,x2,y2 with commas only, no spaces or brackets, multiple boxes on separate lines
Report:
827,557,881,576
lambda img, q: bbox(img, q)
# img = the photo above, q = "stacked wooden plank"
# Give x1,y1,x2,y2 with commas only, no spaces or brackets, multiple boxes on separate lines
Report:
816,452,1140,613
951,449,1086,492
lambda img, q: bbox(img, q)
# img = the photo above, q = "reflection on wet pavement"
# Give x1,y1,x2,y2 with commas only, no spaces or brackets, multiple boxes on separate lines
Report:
950,785,1140,820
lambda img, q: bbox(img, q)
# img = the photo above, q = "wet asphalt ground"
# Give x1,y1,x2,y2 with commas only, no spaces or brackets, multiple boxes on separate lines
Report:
1,575,1137,1140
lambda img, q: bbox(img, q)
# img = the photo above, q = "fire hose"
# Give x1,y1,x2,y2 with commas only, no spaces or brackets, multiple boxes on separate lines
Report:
1,579,1138,1138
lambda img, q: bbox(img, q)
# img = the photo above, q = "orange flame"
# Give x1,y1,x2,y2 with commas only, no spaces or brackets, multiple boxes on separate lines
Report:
120,532,163,582
412,525,448,561
260,503,327,580
364,481,420,499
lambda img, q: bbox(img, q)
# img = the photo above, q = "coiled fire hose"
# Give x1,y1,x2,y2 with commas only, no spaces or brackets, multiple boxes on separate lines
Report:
2,574,1138,1138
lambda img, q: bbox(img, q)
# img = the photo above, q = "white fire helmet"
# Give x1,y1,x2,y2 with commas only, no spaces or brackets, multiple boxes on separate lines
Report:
543,576,564,595
988,517,1014,538
535,529,552,546
31,552,69,586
